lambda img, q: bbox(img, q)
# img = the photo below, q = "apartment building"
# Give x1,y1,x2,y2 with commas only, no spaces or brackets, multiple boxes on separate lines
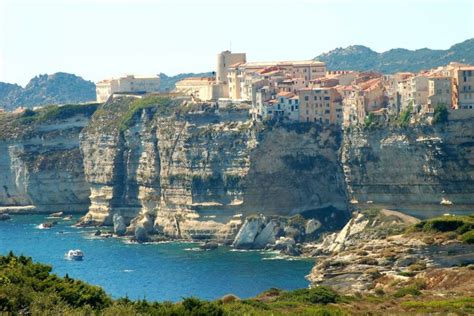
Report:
452,66,474,109
428,76,452,108
227,60,326,101
298,88,343,125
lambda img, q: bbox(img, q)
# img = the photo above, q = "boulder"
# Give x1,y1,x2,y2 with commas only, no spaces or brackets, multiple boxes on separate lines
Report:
253,219,282,248
274,237,300,256
232,215,266,249
284,226,303,242
113,214,126,236
305,219,322,235
200,242,219,250
134,224,149,243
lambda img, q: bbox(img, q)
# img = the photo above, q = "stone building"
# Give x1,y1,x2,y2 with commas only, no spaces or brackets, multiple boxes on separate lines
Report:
298,87,343,125
452,66,474,110
174,77,219,101
428,76,452,108
96,75,160,102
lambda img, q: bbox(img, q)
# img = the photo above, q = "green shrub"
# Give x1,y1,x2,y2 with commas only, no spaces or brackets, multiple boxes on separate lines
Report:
398,103,413,127
433,104,449,124
461,231,474,244
364,113,376,129
307,287,340,304
278,286,340,305
413,215,474,234
393,286,422,298
398,271,417,277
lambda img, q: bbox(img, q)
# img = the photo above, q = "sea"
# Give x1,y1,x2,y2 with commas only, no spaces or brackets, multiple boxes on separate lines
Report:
0,215,314,301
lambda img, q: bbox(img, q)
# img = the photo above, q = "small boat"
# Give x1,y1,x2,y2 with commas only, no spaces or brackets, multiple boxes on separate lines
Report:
0,213,11,221
440,198,453,206
49,211,64,218
63,215,73,221
65,249,84,261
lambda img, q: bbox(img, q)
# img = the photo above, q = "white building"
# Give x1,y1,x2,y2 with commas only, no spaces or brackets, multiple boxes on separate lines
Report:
96,75,161,102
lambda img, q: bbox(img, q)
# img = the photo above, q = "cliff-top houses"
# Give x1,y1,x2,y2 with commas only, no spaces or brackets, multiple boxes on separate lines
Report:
95,51,474,127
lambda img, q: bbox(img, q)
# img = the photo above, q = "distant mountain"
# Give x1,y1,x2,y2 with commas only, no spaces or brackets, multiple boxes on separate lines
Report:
314,38,474,73
159,72,213,92
0,73,96,110
0,82,23,109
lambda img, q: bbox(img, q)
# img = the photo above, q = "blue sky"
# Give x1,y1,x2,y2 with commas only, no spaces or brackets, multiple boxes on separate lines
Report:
0,0,473,86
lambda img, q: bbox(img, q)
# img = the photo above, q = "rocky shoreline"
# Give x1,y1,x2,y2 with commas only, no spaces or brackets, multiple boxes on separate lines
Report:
305,209,474,295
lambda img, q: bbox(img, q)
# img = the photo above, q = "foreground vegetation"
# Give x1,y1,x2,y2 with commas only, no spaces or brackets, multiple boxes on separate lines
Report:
0,253,473,315
410,214,474,244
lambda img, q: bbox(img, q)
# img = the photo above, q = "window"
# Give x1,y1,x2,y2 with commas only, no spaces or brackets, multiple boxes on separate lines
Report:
324,96,330,100
314,96,317,101
304,96,309,101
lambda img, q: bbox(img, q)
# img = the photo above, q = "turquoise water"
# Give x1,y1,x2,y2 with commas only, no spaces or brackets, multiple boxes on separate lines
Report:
0,215,314,301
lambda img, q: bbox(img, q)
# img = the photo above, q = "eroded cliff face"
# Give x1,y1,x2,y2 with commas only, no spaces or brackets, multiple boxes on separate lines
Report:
0,107,95,213
78,97,348,242
1,97,473,244
342,116,474,211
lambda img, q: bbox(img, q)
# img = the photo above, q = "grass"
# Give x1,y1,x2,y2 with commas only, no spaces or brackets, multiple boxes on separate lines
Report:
17,103,99,125
401,297,474,313
86,95,177,135
119,96,174,132
0,103,99,140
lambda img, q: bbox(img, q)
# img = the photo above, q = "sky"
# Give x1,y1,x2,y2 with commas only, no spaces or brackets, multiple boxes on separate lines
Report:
0,0,473,86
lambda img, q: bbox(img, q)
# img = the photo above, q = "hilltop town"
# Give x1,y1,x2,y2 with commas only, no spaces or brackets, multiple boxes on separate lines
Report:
94,51,474,128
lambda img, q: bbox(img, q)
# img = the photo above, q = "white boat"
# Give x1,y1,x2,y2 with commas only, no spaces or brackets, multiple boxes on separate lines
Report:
65,249,84,261
440,198,453,206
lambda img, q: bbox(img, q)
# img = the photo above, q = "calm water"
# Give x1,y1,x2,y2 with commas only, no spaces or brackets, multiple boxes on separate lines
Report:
0,215,313,301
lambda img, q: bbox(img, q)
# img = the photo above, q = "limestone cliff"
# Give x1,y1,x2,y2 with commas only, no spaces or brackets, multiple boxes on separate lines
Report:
342,116,474,212
1,96,473,245
78,97,348,242
0,104,97,213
